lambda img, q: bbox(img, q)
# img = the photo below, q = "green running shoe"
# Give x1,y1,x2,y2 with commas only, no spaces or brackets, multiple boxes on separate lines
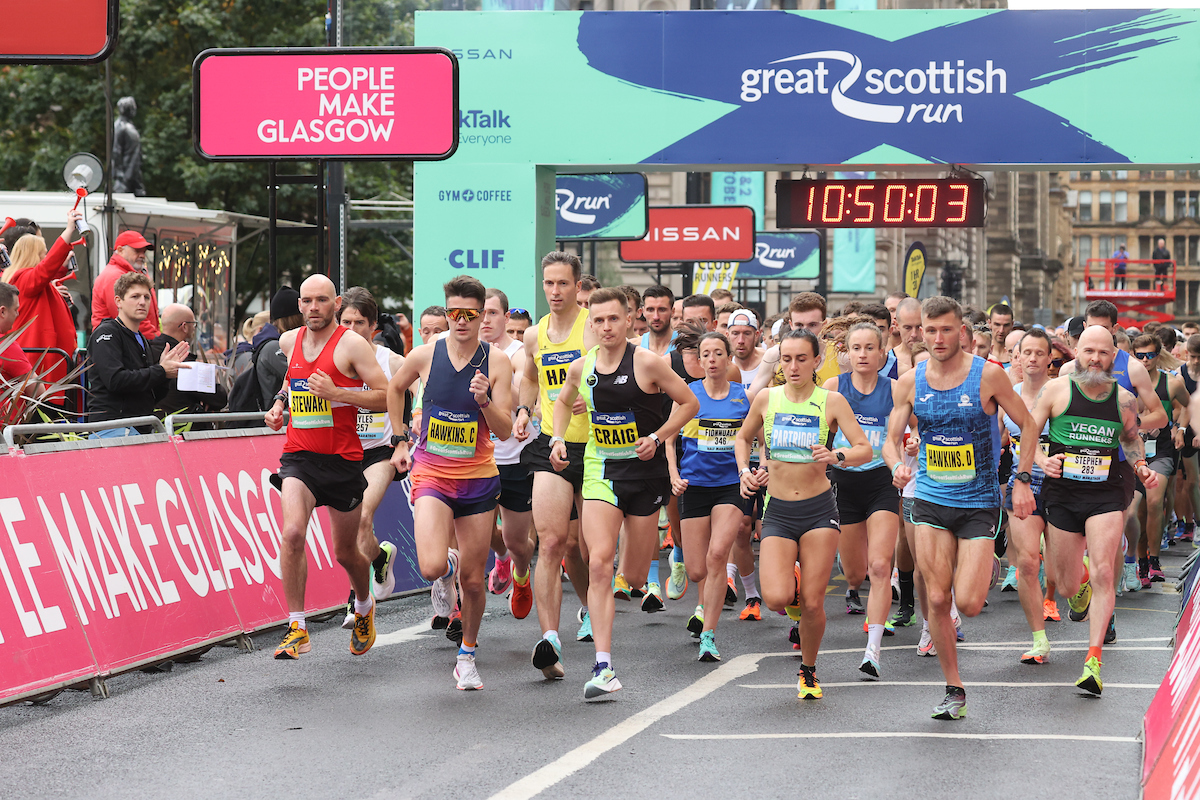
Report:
667,551,688,600
1020,636,1051,665
932,688,967,720
698,630,721,662
1067,579,1092,622
1076,655,1103,696
577,611,593,643
584,662,622,700
641,582,664,613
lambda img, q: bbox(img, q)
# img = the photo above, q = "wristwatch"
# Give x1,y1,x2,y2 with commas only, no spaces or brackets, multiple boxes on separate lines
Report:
390,432,412,447
1014,471,1033,484
649,433,661,448
835,450,846,464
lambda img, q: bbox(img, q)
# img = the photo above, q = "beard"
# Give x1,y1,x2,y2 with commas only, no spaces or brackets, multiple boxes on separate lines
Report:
1071,361,1115,389
305,313,333,332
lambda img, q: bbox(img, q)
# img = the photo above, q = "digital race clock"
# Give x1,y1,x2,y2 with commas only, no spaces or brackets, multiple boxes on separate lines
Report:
776,178,987,229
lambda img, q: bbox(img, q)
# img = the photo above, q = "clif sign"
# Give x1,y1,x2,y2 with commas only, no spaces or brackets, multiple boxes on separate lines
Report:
193,47,458,161
0,0,116,63
620,206,755,262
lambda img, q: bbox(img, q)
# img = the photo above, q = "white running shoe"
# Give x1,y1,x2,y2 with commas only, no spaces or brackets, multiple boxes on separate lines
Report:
455,652,483,690
431,549,460,618
917,626,937,657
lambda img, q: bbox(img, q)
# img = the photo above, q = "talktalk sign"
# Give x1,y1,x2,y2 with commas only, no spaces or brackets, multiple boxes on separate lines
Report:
620,206,755,262
193,47,459,161
0,0,116,63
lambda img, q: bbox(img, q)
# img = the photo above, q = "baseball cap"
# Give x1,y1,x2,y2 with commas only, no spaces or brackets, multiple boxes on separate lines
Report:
771,318,786,339
728,309,758,330
114,230,154,250
1066,316,1085,339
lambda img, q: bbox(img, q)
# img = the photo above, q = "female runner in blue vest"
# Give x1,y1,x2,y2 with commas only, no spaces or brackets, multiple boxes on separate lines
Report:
736,328,874,700
666,331,750,663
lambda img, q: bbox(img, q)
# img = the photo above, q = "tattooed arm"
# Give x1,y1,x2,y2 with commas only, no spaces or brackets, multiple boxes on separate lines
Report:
1119,386,1157,490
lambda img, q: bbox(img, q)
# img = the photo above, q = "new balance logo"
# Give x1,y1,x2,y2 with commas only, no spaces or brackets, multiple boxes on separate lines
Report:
614,375,629,385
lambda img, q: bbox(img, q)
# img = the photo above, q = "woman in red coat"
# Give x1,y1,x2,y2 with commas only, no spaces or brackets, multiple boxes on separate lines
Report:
0,208,82,390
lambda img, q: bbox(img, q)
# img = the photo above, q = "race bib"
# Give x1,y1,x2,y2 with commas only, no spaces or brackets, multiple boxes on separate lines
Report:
769,413,820,464
1063,450,1111,482
357,410,386,442
541,350,581,404
699,419,740,452
425,405,478,458
925,433,976,484
289,378,333,429
1012,436,1050,461
833,414,885,463
592,410,639,459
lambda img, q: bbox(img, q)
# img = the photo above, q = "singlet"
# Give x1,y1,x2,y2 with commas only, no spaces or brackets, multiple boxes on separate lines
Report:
1046,380,1123,498
284,325,363,460
879,350,899,380
413,338,497,480
1112,348,1134,392
1146,370,1175,461
580,343,667,482
494,338,532,466
831,372,892,473
762,385,833,464
1182,363,1197,396
739,363,760,388
913,356,999,508
536,309,590,443
669,349,701,385
1003,382,1050,493
679,381,749,487
641,330,676,355
357,346,396,451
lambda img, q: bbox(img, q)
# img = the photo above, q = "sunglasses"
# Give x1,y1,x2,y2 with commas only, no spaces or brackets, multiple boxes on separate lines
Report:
508,307,528,317
446,307,481,323
1051,358,1065,368
1134,351,1157,360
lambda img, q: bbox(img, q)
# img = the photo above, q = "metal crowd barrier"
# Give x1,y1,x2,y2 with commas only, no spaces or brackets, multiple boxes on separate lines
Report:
3,415,167,453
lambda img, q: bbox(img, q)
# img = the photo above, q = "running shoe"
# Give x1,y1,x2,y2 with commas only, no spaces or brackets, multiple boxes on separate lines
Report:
796,665,822,700
891,567,900,602
446,609,463,646
1075,655,1103,696
584,663,622,700
862,619,896,636
788,625,801,651
1123,562,1140,594
1104,614,1117,645
630,583,645,599
667,551,688,600
1043,599,1061,622
725,577,738,606
739,597,762,621
917,627,937,657
1067,579,1092,623
660,530,675,551
953,614,965,642
1149,560,1166,582
430,549,460,618
859,646,881,680
932,688,967,720
431,615,449,630
1140,561,1152,590
577,611,593,643
349,601,376,656
488,554,513,596
533,634,564,679
990,554,1002,590
372,542,398,600
889,604,916,628
687,606,704,638
845,589,865,615
1038,558,1046,592
698,630,721,662
641,582,665,613
1020,637,1051,665
999,565,1018,592
341,589,356,630
613,573,632,600
455,653,483,691
784,563,803,621
273,622,311,660
509,574,533,620
1177,519,1188,540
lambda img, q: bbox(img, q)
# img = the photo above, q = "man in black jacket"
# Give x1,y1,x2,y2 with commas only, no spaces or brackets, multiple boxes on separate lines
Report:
86,272,188,438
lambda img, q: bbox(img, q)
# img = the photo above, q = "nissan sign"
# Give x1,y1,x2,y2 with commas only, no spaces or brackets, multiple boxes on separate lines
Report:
619,206,756,262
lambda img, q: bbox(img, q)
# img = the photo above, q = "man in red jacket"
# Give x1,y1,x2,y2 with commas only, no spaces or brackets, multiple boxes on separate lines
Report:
92,230,159,338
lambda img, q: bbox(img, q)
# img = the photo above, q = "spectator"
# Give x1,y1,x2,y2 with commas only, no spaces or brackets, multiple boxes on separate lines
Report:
1111,244,1129,290
393,311,413,353
418,305,448,344
92,230,160,338
0,218,39,254
230,310,270,378
1153,237,1172,290
151,303,228,418
0,281,45,409
0,208,83,388
86,272,188,438
249,286,302,410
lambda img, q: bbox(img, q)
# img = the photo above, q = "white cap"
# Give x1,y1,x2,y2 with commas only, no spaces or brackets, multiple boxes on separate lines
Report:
771,318,786,338
727,309,758,330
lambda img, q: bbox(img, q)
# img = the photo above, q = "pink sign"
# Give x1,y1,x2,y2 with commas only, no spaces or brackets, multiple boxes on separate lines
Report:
194,47,458,160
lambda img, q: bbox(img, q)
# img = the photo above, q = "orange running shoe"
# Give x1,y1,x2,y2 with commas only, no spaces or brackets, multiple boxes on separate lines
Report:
739,597,762,621
1043,598,1061,622
661,530,675,551
510,572,533,620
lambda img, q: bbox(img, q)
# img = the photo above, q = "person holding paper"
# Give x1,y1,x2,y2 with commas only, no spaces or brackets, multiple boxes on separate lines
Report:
152,303,227,420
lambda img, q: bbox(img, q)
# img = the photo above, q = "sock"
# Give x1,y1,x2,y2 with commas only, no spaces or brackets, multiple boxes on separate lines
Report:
1150,556,1161,570
673,544,684,564
371,548,389,570
543,630,558,644
353,596,373,616
647,558,660,586
727,562,738,581
1087,645,1103,662
1032,628,1048,646
741,570,760,599
495,551,510,563
514,568,529,585
288,611,306,630
1139,558,1150,572
800,662,816,673
921,618,929,632
459,640,476,656
1125,555,1136,564
899,570,915,607
596,651,612,670
867,623,885,652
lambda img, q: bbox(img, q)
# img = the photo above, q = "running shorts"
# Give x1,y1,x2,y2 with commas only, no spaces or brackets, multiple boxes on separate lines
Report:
498,462,533,513
908,498,1001,541
761,489,840,541
830,466,899,526
679,483,747,520
411,471,501,519
522,432,585,493
361,444,405,481
279,451,367,513
583,475,670,517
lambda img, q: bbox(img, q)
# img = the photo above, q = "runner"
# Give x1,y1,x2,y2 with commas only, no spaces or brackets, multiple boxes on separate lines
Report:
479,288,535,614
727,308,766,621
823,321,899,679
549,287,698,699
334,287,407,629
264,275,391,661
989,304,1014,366
1029,325,1157,696
998,328,1056,664
737,328,873,700
884,296,1039,720
514,252,594,678
386,275,513,691
889,297,925,626
666,330,749,661
638,284,675,356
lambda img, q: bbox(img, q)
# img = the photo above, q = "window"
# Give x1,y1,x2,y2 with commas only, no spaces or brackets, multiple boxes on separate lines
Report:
1140,191,1152,219
1141,171,1155,180
1115,234,1127,251
1154,191,1167,218
1099,235,1112,260
1115,170,1128,180
1099,191,1113,222
1068,171,1079,180
1115,191,1128,222
1139,236,1152,259
1077,235,1092,266
1078,171,1093,181
1190,281,1200,316
1190,191,1199,219
1099,170,1112,180
1177,170,1191,180
1079,190,1093,221
1155,171,1168,179
1174,237,1186,266
1190,235,1200,267
1176,191,1189,220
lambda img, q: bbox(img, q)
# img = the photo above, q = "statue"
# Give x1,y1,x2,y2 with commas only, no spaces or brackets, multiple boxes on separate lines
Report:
112,96,145,196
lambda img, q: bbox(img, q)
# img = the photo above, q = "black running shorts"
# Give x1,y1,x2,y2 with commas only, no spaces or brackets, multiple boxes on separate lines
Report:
908,498,1000,541
279,451,367,513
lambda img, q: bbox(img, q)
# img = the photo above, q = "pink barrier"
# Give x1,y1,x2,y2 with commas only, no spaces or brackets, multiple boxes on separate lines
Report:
1143,571,1200,794
0,433,353,704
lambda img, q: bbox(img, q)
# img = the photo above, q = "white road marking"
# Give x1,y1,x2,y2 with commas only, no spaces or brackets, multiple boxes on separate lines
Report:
661,732,1139,743
1113,606,1178,614
738,681,1160,689
373,622,435,648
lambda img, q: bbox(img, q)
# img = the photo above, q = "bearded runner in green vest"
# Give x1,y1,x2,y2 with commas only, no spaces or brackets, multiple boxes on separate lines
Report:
1030,325,1157,698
